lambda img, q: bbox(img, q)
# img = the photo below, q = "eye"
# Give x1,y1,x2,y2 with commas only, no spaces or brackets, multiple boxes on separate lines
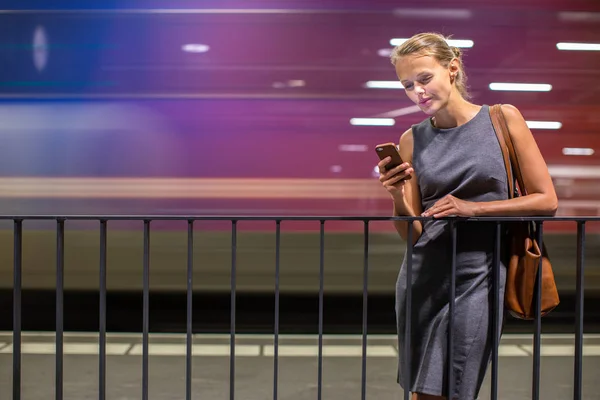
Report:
403,82,414,90
419,76,432,84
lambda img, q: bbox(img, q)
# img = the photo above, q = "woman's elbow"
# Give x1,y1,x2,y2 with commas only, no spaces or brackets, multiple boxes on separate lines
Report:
543,192,559,216
545,202,558,217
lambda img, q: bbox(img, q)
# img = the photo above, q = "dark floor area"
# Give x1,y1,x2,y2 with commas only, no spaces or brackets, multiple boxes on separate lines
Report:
0,289,599,334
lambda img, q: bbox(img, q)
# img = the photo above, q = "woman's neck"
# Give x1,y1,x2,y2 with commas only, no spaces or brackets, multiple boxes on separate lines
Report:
432,96,480,129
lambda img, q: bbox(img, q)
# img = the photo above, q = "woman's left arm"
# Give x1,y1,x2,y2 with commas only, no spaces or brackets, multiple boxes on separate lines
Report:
422,104,558,218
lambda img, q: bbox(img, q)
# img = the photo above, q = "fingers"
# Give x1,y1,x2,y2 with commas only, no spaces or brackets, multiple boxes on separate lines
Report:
422,196,454,217
377,156,391,173
378,158,409,175
379,162,413,183
423,197,448,215
428,204,456,218
384,171,410,187
388,162,412,177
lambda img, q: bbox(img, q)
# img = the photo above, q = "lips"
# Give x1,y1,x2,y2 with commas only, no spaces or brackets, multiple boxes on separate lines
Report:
419,98,432,105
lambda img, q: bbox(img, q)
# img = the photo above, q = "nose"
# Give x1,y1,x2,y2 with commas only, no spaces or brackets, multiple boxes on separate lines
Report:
414,84,425,95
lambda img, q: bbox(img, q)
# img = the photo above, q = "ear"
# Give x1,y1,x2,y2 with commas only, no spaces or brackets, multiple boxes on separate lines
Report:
448,59,460,78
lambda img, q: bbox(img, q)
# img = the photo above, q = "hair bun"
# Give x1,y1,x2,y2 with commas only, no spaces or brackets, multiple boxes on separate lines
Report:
451,46,461,58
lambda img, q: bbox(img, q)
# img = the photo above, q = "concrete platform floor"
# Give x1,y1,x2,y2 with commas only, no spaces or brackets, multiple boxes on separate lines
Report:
0,331,599,399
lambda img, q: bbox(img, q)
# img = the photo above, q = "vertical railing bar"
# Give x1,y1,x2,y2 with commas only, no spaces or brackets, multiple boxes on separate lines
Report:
491,222,501,400
56,219,65,400
186,220,194,400
317,220,325,400
230,220,237,400
360,221,369,400
273,220,281,400
574,221,585,400
532,221,543,400
13,219,23,400
446,220,456,400
403,220,413,400
99,220,107,400
142,220,150,400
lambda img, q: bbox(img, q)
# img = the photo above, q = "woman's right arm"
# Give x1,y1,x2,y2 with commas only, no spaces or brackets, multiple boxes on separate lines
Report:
378,128,423,244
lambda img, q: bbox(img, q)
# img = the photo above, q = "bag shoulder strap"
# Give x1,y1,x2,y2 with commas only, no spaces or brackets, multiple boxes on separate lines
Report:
489,104,525,198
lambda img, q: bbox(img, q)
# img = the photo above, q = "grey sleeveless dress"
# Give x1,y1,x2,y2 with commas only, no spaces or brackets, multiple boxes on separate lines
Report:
396,105,508,399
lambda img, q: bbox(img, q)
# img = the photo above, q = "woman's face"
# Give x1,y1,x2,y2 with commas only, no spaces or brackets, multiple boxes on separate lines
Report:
394,54,458,115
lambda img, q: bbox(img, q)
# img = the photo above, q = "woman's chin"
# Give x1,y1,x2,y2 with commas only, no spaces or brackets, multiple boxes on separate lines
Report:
416,97,435,111
419,102,437,115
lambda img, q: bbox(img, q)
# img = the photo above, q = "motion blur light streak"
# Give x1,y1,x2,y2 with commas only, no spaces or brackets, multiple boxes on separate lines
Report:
338,144,368,152
0,174,599,202
365,81,404,89
526,121,563,129
389,38,474,48
375,105,422,118
489,83,553,91
32,25,49,72
0,177,390,199
556,42,600,51
549,165,600,178
377,48,392,57
181,43,210,53
563,148,595,156
349,118,395,126
557,11,600,22
391,8,473,20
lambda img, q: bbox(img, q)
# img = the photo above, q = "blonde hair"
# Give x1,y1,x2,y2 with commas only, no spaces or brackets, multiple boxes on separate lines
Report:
390,32,470,99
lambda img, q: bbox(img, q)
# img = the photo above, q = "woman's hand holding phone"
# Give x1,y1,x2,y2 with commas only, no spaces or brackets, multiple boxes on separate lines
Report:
374,139,422,243
378,157,414,211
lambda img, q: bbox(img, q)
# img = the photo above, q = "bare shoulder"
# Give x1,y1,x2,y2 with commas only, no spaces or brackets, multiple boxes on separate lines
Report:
500,103,521,117
499,104,529,138
398,127,414,162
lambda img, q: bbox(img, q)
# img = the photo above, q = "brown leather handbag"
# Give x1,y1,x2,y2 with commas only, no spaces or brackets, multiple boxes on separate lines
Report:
489,104,560,320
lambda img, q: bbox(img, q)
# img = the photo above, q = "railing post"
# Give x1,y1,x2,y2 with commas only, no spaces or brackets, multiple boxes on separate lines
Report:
186,220,194,400
491,222,501,400
403,220,413,400
142,220,150,400
574,221,586,400
446,220,457,399
273,220,281,400
13,219,23,400
230,220,237,400
56,218,65,400
532,221,544,400
99,220,107,400
360,220,369,400
317,220,325,400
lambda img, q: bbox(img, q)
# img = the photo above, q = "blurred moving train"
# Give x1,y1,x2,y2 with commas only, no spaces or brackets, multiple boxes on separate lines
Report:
0,100,599,297
1,3,600,301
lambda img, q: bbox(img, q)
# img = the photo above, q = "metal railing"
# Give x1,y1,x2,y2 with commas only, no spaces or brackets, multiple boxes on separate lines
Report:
5,214,599,400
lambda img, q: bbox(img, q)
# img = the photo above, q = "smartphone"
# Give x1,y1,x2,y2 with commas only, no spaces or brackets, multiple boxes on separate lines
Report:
375,142,412,179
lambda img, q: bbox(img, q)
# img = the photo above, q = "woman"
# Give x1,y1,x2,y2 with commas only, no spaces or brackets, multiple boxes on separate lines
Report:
377,32,557,400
